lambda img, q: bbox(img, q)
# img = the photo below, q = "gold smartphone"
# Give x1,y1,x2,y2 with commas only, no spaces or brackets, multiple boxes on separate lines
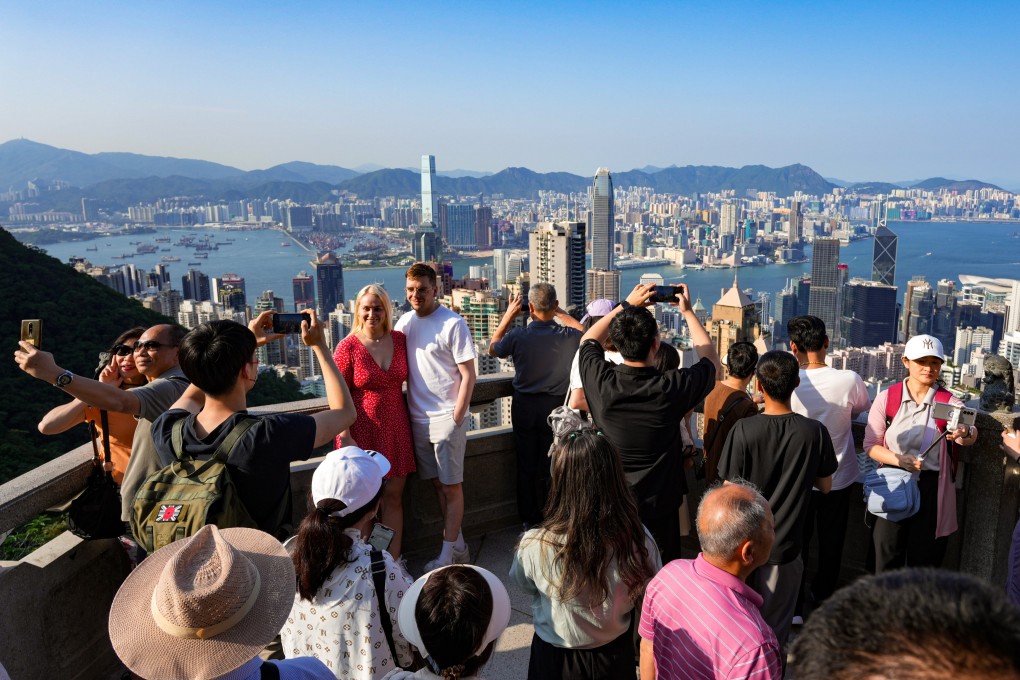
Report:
20,319,42,348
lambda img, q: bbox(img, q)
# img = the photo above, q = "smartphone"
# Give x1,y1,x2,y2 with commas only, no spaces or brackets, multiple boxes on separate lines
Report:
649,285,680,304
20,319,42,348
932,402,977,428
272,312,307,334
368,523,396,552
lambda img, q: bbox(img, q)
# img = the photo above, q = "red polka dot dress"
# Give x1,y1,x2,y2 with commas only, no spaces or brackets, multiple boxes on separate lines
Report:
332,331,416,477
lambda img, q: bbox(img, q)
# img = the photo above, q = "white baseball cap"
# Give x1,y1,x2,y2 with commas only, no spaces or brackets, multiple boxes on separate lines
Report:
904,334,945,362
311,446,391,517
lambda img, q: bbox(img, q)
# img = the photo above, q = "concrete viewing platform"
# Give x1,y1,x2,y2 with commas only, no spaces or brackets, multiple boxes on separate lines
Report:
2,373,1020,679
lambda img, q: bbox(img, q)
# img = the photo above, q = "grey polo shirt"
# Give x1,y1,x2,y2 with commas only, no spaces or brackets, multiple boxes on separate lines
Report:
491,319,581,396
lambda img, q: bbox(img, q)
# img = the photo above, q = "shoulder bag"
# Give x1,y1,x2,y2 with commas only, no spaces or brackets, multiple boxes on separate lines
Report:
67,411,125,540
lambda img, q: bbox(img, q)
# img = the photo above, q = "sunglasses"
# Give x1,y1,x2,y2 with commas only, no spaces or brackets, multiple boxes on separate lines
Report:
133,341,176,353
110,344,135,357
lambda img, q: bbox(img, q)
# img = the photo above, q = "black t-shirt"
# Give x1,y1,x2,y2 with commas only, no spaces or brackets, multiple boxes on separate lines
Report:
152,409,317,534
579,339,715,518
718,412,838,565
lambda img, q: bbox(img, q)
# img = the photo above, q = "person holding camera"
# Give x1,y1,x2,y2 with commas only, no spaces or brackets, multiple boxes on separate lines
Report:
148,310,356,539
37,326,148,484
578,282,720,562
864,334,977,573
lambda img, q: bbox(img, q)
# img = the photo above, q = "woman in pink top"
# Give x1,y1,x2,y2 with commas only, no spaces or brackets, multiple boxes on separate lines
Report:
864,334,977,571
333,284,415,558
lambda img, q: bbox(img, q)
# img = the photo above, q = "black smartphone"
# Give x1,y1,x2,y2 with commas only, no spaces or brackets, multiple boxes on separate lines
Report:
649,285,680,304
368,523,395,552
272,312,307,334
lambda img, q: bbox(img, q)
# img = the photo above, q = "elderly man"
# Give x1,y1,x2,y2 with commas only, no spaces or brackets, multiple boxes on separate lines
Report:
488,283,582,526
640,482,782,680
15,323,189,524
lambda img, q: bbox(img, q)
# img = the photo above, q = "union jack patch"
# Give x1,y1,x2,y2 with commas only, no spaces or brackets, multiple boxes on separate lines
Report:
155,504,183,522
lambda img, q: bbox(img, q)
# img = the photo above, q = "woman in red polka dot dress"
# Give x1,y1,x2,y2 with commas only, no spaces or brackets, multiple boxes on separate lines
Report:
333,283,415,558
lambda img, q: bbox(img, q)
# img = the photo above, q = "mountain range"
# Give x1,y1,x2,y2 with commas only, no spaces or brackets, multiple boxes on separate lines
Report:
0,139,1005,211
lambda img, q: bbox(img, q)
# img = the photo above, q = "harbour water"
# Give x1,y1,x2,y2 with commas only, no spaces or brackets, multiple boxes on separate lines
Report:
30,221,1020,312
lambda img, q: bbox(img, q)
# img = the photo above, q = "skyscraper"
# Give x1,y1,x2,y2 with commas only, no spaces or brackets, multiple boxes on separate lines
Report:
182,269,211,302
902,276,934,342
215,274,247,312
292,271,315,312
720,203,739,236
789,201,802,247
420,154,438,227
445,202,476,248
590,168,615,271
475,204,494,249
841,279,898,348
254,291,286,366
586,269,621,304
708,276,759,360
529,221,586,310
808,238,840,338
414,155,442,264
313,250,344,316
872,225,898,286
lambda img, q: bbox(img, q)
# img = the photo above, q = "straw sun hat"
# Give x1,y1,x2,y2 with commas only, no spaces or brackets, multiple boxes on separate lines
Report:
108,524,294,680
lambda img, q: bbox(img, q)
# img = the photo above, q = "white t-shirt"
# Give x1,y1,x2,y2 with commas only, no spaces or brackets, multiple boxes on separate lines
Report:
395,305,477,423
791,366,872,491
568,347,623,391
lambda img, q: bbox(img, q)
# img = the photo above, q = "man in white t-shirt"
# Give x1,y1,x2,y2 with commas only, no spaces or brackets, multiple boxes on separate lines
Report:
394,263,477,570
789,315,871,614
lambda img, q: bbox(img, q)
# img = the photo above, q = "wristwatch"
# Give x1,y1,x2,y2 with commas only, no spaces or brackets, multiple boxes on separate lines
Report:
54,370,73,388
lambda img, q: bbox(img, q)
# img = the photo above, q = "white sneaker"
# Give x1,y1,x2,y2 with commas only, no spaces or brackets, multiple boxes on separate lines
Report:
452,543,471,564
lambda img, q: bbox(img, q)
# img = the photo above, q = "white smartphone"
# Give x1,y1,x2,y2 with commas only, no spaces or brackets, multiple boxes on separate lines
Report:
368,523,395,552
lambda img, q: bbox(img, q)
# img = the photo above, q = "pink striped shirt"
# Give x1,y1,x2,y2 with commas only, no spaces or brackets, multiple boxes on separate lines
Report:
639,555,781,680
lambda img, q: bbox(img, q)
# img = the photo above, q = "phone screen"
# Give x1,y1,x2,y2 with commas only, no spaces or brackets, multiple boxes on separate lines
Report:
272,313,306,334
368,523,395,552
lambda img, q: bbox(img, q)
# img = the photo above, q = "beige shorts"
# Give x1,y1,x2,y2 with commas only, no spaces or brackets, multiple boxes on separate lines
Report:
411,415,467,485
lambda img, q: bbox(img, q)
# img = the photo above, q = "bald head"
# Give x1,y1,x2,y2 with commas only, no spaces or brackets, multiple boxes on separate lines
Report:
697,482,772,560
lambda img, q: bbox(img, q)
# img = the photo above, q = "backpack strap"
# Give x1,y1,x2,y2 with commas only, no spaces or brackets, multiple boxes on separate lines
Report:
171,415,259,476
704,392,751,453
260,661,280,680
885,381,903,425
371,549,403,669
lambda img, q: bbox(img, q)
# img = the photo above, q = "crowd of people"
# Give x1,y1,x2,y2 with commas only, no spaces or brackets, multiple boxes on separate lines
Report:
12,264,1020,679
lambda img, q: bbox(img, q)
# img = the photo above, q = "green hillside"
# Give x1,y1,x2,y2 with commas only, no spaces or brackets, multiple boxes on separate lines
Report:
0,226,173,483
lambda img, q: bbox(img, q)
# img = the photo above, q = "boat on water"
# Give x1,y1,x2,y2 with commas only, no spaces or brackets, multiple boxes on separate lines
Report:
281,242,292,247
161,256,181,262
86,246,98,252
187,262,201,266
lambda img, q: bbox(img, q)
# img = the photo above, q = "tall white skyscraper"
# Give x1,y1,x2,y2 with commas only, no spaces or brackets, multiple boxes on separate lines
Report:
421,154,438,226
720,203,739,236
590,168,615,271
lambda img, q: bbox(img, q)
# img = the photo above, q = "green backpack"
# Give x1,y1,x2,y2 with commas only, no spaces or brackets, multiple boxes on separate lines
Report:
131,416,265,554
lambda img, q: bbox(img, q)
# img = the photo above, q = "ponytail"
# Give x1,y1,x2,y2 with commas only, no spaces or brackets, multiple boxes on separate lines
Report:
292,489,383,600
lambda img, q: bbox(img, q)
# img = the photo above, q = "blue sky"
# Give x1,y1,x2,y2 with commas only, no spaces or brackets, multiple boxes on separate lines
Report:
2,1,1018,186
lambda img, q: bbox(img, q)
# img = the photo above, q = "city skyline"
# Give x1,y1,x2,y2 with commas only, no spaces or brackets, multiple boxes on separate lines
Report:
2,2,1018,187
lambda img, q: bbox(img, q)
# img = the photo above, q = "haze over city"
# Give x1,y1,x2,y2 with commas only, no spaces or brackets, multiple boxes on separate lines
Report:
2,1,1019,187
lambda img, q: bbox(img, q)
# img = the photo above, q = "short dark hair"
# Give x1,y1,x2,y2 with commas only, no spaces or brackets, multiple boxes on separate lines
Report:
608,306,658,361
788,315,827,353
178,320,256,397
755,350,799,402
726,341,759,379
415,566,495,677
790,569,1020,680
405,263,437,286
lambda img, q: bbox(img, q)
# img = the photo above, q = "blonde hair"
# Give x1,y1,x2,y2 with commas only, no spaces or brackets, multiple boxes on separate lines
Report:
348,284,393,337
